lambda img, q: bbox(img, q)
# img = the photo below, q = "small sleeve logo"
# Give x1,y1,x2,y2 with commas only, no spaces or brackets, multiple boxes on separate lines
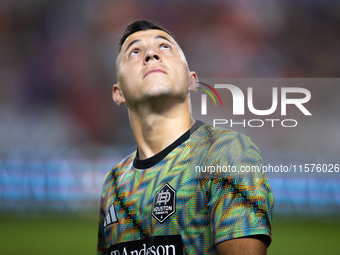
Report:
104,203,118,228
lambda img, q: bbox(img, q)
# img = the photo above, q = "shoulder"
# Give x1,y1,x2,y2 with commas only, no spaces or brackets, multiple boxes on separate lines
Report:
191,122,264,172
193,121,261,153
101,151,136,189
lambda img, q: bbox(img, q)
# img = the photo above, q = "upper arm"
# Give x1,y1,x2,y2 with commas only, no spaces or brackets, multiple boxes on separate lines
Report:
202,133,274,250
97,195,107,255
216,236,268,255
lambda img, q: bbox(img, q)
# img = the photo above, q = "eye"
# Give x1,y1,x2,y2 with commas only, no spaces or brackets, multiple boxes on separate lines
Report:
160,44,171,50
130,48,140,56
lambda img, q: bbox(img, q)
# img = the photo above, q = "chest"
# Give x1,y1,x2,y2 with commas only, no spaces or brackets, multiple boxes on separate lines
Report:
103,169,208,245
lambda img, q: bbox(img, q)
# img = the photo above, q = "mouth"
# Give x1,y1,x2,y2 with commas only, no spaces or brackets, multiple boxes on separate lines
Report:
144,67,167,78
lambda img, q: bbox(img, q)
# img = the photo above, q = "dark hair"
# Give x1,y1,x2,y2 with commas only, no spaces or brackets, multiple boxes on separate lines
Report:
118,20,174,53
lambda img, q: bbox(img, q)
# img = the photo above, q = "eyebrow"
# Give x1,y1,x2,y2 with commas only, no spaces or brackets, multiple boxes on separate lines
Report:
125,39,140,54
155,35,173,44
124,35,174,54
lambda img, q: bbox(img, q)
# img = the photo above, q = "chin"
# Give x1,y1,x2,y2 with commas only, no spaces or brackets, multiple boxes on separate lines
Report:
144,84,173,98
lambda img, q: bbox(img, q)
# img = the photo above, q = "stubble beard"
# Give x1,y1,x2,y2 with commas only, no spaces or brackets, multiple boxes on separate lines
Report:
140,84,188,115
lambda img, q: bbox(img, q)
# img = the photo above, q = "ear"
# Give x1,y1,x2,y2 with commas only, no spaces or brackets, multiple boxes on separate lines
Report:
112,83,126,105
188,71,199,92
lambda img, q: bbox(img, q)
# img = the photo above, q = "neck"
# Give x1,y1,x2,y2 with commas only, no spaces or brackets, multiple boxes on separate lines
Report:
128,96,194,160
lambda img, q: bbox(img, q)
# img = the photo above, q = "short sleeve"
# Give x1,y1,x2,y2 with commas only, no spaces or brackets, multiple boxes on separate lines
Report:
202,133,274,246
97,194,107,255
97,172,112,255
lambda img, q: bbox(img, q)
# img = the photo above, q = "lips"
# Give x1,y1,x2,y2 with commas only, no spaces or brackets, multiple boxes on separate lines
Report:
144,67,166,78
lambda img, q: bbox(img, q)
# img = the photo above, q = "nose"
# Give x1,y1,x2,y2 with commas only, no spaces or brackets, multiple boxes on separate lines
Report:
144,49,161,63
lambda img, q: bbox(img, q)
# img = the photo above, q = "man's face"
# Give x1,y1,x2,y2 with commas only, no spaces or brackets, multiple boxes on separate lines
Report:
114,29,197,108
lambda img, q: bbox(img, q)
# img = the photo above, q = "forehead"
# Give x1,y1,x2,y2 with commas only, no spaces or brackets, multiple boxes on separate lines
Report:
121,29,177,52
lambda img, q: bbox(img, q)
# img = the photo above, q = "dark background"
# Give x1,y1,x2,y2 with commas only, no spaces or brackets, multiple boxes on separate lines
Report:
0,0,339,254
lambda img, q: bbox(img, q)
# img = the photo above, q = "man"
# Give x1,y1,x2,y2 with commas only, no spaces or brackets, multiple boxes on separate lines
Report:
98,20,274,255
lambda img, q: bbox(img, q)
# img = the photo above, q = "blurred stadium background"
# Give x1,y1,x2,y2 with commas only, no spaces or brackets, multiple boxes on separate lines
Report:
0,0,339,254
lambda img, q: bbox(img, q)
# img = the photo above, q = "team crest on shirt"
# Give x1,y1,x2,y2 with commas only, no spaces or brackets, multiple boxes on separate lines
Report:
152,183,176,223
